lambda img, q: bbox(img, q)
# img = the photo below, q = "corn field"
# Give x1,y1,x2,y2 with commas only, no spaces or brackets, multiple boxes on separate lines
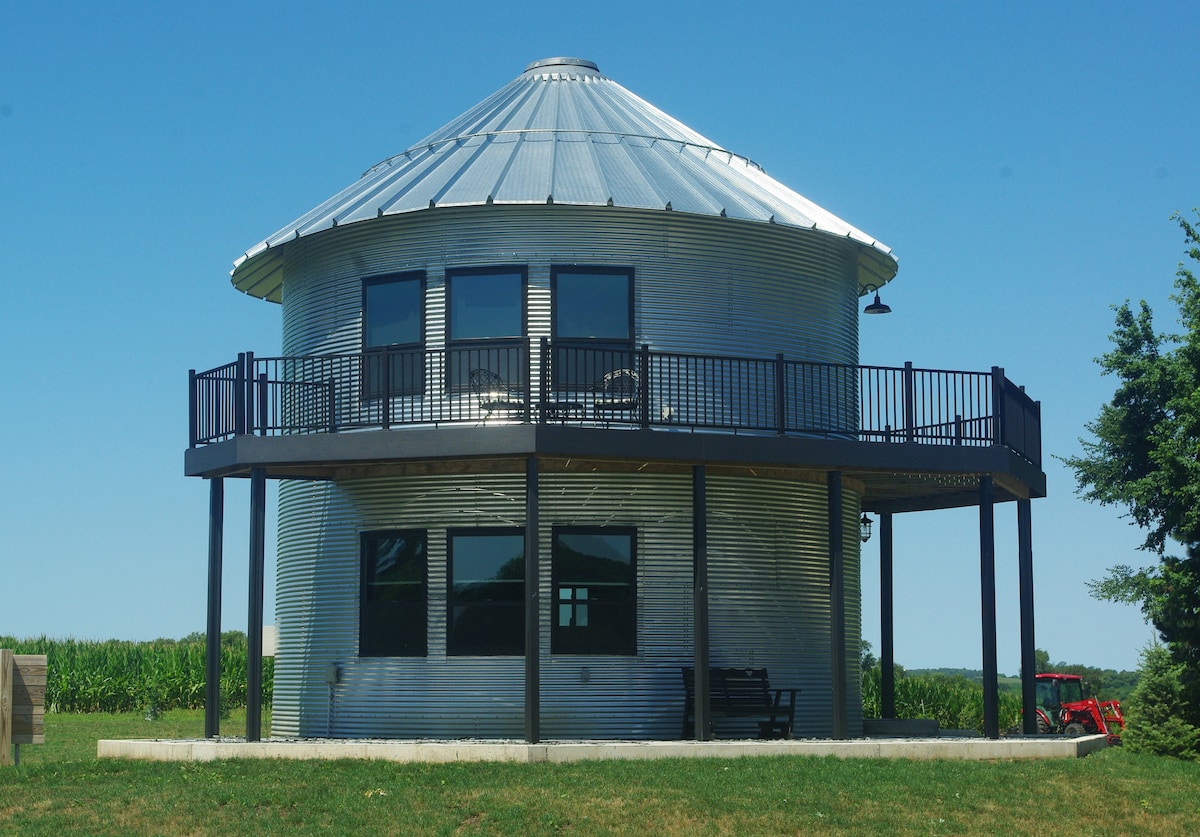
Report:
862,667,1023,732
0,633,272,714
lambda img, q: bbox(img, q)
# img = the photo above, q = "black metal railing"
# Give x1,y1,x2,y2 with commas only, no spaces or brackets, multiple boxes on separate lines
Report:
189,341,1041,467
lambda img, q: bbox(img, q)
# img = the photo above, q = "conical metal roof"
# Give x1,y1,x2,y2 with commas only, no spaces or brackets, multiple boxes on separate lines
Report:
232,57,897,300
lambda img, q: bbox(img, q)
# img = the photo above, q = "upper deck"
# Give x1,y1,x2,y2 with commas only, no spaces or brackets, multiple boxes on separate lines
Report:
186,339,1044,512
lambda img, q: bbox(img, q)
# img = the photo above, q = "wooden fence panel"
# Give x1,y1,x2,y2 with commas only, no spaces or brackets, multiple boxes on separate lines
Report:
1,650,11,766
12,655,47,745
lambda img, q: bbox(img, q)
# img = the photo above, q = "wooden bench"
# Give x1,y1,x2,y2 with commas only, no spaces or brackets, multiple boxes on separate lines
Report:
682,666,799,739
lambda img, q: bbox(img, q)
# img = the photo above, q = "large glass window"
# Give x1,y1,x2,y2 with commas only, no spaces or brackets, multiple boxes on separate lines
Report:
360,530,427,657
552,527,636,655
363,272,425,397
446,267,526,391
447,529,525,655
551,267,634,389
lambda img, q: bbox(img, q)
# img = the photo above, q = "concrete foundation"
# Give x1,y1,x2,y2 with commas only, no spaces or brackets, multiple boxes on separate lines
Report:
98,734,1109,763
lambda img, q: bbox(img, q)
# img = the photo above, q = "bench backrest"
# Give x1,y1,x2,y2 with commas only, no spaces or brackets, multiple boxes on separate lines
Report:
683,666,773,709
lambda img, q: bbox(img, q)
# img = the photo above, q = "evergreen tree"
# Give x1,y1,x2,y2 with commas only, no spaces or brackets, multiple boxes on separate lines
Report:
1123,644,1200,760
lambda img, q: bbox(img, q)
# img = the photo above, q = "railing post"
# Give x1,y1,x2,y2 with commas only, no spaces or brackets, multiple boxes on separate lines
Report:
639,344,651,429
188,369,198,448
381,352,391,431
539,338,550,424
326,379,337,433
991,366,1005,447
775,353,786,435
903,362,915,442
257,373,269,436
234,353,247,436
522,341,531,423
244,352,256,435
954,414,963,446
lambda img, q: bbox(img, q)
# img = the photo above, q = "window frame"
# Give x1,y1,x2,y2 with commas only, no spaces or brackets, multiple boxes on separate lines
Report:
444,266,528,393
359,529,429,658
550,266,635,391
361,271,426,399
446,527,526,656
551,525,638,656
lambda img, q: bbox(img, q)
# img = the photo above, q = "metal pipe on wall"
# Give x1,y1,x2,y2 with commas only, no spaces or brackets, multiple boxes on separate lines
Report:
828,471,848,739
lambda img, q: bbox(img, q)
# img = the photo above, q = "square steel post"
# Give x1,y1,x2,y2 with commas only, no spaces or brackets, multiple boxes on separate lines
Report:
879,511,895,719
205,477,224,738
246,467,266,742
692,465,711,740
1018,498,1038,734
524,456,541,743
979,475,999,739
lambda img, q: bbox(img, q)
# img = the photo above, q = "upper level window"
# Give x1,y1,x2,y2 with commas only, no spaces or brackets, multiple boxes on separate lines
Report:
447,268,525,340
552,268,633,341
552,527,636,655
447,528,525,655
363,272,425,397
551,267,634,389
446,267,527,391
360,530,428,657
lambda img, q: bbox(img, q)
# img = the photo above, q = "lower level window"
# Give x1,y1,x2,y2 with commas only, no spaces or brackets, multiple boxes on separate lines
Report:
552,527,636,655
360,530,427,656
448,529,525,655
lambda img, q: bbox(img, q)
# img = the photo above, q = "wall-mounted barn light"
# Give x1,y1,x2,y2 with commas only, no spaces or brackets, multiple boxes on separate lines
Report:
862,285,892,315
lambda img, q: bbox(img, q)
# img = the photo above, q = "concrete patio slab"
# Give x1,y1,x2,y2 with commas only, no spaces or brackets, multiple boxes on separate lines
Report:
97,734,1110,763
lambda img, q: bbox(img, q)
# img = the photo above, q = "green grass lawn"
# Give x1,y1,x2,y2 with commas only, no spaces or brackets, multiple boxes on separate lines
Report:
3,711,1199,836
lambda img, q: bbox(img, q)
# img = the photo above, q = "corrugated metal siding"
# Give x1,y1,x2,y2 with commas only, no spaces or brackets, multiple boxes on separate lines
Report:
706,476,862,738
274,471,862,740
280,204,859,366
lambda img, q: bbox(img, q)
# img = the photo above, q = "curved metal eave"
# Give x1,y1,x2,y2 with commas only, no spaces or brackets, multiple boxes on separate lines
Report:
229,202,897,303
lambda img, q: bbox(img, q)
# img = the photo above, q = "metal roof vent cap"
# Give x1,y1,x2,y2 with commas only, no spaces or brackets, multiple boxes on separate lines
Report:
524,57,601,76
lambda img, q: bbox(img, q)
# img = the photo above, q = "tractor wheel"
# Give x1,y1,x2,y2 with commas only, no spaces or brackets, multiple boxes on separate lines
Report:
1036,716,1050,735
1064,721,1086,737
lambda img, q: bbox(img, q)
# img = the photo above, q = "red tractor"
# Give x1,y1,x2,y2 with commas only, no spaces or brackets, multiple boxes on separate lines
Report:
1035,673,1125,743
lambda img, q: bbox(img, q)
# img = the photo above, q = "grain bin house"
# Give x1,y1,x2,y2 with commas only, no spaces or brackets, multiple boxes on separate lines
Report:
188,58,1045,743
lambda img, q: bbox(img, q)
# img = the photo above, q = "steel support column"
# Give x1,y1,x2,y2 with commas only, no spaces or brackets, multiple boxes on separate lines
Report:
828,471,848,740
879,511,895,719
692,465,711,741
524,456,541,744
979,475,999,739
246,467,266,742
205,477,224,738
1018,498,1037,734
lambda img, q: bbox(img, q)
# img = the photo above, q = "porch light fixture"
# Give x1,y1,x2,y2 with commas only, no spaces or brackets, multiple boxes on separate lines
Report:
859,514,873,543
863,288,892,315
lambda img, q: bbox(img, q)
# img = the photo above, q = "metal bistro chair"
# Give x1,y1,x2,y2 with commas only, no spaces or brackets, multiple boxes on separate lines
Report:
592,368,639,422
468,368,526,421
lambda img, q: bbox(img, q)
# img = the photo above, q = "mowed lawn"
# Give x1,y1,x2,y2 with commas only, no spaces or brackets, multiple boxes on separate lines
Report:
3,711,1199,836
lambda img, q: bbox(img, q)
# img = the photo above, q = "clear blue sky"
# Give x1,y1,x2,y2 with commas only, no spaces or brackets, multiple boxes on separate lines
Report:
3,1,1196,675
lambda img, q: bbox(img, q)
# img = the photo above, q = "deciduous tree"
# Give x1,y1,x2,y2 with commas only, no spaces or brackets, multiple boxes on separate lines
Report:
1062,209,1200,730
